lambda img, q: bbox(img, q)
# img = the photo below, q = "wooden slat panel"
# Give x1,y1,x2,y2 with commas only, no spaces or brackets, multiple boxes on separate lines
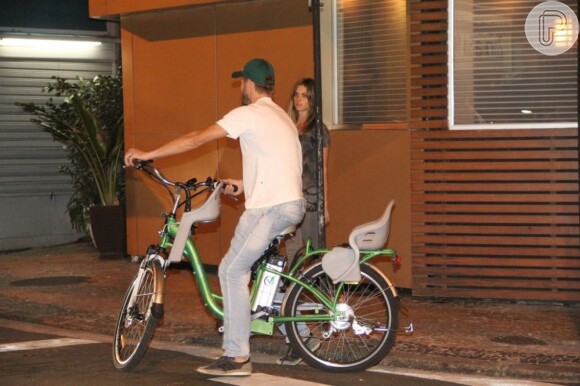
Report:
409,120,449,129
414,266,579,278
413,22,447,32
414,277,580,290
411,150,578,160
409,0,580,304
412,182,578,192
411,288,580,302
413,214,578,225
410,33,448,43
411,138,577,150
411,160,578,171
411,109,448,119
410,66,448,76
412,127,578,139
413,224,580,236
413,245,579,257
409,96,447,106
410,44,447,54
410,0,447,11
413,234,578,247
411,192,578,203
410,77,448,87
413,257,580,268
412,11,447,21
412,171,579,181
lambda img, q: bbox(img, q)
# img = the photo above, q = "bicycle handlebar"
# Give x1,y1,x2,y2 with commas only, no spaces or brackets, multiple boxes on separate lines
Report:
134,160,176,186
134,159,216,190
134,159,238,193
132,159,224,212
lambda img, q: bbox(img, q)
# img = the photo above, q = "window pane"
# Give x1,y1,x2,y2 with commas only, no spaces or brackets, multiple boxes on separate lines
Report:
335,0,407,125
453,0,578,126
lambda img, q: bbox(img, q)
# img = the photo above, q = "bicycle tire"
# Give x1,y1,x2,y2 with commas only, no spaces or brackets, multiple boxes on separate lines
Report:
282,262,399,372
112,258,162,371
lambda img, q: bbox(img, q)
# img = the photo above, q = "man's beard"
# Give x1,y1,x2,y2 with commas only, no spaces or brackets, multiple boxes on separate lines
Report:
242,92,250,106
241,81,250,105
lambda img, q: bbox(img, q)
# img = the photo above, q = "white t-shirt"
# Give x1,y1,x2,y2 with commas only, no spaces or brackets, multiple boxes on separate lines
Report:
217,97,303,209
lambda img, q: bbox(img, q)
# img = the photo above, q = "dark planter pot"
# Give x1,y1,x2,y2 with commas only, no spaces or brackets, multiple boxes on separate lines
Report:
89,205,126,258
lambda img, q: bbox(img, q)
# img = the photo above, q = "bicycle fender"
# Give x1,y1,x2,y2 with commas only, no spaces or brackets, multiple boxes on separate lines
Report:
146,254,166,319
363,262,399,298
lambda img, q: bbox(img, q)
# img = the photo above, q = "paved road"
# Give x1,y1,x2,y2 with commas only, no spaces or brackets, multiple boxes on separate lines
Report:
1,242,578,384
0,321,566,386
0,323,459,386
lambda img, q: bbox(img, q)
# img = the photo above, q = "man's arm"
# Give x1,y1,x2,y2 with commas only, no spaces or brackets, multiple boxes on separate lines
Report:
124,123,227,166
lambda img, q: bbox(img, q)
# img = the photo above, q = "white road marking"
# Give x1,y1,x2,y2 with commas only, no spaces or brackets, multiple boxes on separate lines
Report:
369,367,561,386
210,372,330,386
0,338,99,353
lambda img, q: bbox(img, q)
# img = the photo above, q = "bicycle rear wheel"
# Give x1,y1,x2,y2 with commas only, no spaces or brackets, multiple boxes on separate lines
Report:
282,262,399,372
112,258,162,371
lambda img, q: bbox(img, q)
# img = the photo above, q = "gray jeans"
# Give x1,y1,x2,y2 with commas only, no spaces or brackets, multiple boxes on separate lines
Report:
218,198,305,358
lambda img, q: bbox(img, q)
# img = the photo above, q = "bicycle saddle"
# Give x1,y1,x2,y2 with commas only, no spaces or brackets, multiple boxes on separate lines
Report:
322,200,395,283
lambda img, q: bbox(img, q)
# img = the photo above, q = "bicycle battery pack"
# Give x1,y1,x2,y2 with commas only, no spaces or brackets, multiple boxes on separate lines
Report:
252,255,285,312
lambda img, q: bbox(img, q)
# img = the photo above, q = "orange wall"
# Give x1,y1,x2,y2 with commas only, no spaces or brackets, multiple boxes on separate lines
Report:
92,0,412,288
327,129,412,287
119,0,315,265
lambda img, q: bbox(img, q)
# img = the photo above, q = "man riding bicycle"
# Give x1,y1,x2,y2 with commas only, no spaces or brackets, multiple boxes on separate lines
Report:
124,58,305,377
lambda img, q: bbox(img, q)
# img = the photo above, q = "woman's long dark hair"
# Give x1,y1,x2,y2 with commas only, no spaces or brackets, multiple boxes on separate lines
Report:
288,78,316,131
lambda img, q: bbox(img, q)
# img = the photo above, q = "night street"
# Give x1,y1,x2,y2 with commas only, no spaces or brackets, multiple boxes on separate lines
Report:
0,323,466,386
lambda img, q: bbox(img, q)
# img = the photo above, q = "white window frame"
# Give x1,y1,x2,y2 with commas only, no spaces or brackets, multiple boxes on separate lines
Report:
448,0,578,130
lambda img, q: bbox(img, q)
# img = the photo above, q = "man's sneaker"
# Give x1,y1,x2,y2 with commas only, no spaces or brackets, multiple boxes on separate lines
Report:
197,356,252,376
276,337,321,366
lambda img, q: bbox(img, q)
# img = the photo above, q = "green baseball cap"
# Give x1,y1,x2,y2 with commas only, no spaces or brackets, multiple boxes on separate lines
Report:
232,58,275,87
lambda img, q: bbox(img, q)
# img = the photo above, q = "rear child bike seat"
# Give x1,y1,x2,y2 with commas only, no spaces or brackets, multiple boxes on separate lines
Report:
322,200,395,283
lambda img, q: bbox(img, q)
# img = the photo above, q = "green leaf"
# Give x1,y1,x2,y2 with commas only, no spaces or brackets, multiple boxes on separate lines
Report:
15,71,125,224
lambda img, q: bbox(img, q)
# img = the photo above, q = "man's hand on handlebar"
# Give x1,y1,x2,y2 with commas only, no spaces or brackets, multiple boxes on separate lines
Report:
124,148,151,167
221,179,243,197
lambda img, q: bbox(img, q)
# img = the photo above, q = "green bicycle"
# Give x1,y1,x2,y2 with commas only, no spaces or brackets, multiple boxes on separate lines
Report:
112,160,406,372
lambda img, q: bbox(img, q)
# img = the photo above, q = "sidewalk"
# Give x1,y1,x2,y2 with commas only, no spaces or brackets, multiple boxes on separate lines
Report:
0,241,578,383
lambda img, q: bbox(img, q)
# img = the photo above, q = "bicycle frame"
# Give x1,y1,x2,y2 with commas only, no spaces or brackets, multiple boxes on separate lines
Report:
153,215,399,335
135,161,400,336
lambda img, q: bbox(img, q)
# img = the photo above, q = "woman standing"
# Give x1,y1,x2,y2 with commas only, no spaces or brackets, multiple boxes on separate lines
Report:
277,78,330,366
285,77,330,265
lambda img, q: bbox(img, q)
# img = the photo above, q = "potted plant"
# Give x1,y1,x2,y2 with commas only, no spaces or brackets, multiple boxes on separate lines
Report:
17,72,125,256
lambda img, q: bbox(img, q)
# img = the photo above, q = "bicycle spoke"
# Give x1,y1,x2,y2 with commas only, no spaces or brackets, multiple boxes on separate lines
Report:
283,263,398,372
112,261,161,371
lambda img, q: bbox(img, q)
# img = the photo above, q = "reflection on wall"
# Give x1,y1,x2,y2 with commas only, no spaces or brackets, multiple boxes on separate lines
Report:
336,0,407,125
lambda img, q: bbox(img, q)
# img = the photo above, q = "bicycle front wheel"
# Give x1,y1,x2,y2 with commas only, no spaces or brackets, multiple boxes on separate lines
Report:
282,262,399,372
112,259,162,371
